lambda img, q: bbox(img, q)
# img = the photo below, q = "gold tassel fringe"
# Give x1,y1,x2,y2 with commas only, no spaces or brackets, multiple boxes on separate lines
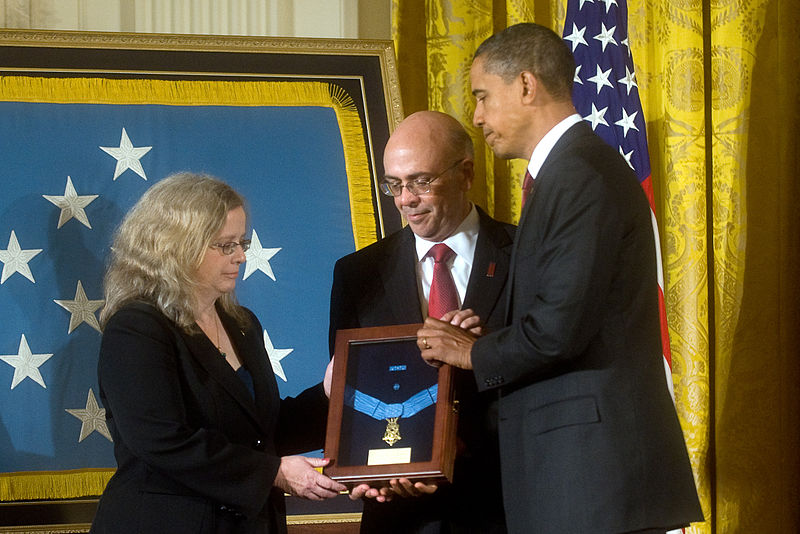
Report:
0,75,376,249
0,469,115,501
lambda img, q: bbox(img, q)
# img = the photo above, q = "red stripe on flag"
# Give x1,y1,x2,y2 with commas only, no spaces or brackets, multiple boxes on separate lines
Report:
641,174,655,210
642,174,672,370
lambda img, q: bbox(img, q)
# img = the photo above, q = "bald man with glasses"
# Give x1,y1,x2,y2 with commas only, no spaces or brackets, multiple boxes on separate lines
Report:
329,111,514,534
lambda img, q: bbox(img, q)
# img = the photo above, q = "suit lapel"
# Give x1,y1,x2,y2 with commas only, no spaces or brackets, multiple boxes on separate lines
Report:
514,122,590,231
505,122,591,321
223,311,279,432
380,227,424,323
464,207,513,321
180,312,270,434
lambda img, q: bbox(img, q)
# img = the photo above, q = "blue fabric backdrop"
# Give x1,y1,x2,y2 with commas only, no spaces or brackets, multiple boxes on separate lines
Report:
0,101,356,473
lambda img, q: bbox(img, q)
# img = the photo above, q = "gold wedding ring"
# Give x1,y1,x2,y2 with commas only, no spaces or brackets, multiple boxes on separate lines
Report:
422,337,430,350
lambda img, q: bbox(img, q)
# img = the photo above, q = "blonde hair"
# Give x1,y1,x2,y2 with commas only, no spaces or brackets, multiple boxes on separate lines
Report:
100,172,250,331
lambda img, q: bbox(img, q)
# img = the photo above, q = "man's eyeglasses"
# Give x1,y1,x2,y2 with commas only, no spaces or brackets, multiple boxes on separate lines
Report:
209,240,251,255
379,159,463,197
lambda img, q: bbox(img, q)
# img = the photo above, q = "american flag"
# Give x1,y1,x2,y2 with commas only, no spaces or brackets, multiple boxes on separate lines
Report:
562,0,675,393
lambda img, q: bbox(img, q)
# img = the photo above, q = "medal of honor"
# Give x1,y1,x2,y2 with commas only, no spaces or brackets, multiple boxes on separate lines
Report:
345,384,438,448
383,417,401,446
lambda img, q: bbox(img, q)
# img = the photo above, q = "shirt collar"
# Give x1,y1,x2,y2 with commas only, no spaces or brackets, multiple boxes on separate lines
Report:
526,113,583,182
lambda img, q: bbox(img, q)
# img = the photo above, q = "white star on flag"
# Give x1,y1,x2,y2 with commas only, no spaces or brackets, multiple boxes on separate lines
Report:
0,334,53,389
564,23,588,52
600,0,618,12
593,22,617,51
54,280,105,334
243,229,281,281
263,329,293,382
42,176,99,229
587,65,614,94
584,103,610,130
0,230,42,284
619,146,635,169
99,127,152,181
614,108,640,137
574,64,583,84
618,65,638,95
65,388,113,442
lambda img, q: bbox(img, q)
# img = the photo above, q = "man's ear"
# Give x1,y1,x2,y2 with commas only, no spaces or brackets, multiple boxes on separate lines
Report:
520,70,538,104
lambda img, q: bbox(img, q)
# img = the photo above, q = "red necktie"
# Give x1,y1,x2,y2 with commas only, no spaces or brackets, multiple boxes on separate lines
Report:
427,243,459,319
521,169,534,207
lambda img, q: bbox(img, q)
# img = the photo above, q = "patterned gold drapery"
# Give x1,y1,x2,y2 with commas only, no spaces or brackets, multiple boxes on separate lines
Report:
392,1,800,532
628,1,713,532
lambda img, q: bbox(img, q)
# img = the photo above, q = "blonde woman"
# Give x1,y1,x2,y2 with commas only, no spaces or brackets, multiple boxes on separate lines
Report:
91,173,344,534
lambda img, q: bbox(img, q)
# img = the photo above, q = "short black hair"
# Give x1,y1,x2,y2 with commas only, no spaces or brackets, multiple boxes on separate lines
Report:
474,23,575,101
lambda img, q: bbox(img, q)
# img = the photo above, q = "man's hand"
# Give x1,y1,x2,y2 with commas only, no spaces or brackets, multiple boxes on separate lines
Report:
384,478,439,498
441,308,484,336
417,316,477,370
350,483,391,502
349,479,438,502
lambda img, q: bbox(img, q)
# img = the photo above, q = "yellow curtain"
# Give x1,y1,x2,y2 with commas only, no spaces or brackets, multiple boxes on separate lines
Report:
392,1,800,532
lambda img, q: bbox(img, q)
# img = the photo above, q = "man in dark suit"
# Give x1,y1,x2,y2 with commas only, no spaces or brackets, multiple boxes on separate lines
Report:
418,24,704,534
330,110,514,533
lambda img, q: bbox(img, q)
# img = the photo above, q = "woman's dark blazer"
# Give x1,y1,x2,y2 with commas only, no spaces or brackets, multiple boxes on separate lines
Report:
91,301,328,534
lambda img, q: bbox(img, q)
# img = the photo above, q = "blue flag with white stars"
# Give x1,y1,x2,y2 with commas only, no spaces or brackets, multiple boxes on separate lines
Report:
0,80,370,499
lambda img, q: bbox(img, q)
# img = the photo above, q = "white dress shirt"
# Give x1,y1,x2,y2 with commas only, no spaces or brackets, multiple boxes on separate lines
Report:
526,113,583,181
414,204,480,318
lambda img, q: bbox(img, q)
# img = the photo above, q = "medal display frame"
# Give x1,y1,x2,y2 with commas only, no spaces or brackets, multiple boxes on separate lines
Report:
324,324,458,486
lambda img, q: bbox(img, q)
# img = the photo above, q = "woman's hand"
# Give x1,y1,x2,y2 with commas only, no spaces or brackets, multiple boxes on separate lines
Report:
323,357,335,398
274,456,346,500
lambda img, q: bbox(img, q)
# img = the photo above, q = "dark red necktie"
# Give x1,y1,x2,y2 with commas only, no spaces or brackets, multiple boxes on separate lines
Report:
521,169,534,207
427,243,459,319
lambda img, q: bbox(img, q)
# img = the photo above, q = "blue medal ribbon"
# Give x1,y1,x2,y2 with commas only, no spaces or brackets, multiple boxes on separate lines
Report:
345,384,438,421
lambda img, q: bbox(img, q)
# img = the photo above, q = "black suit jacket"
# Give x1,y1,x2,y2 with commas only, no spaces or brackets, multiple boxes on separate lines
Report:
472,122,703,533
91,301,328,534
329,207,515,534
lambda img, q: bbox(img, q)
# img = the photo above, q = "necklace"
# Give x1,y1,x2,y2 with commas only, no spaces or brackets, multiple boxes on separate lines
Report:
213,313,227,359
